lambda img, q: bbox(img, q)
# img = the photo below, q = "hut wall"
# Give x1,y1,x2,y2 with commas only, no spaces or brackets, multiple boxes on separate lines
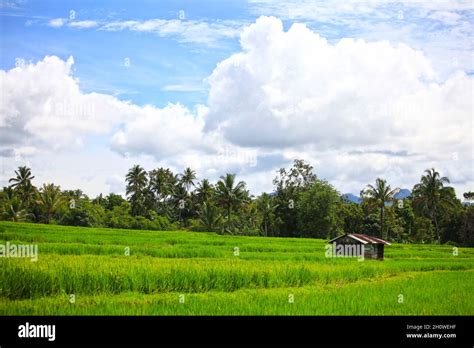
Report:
377,244,384,259
363,244,379,259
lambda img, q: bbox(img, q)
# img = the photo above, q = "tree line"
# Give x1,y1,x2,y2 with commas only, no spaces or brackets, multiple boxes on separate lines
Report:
1,160,473,245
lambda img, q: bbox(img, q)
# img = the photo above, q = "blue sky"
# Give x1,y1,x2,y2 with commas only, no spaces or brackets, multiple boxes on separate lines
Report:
1,0,249,107
1,0,472,197
3,0,471,107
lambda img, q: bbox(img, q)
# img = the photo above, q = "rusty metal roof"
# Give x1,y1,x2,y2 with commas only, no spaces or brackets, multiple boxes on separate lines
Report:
328,233,391,245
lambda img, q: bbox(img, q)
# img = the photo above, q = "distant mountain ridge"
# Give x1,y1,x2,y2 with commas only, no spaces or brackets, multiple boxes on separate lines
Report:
343,189,411,204
342,193,362,204
394,189,411,199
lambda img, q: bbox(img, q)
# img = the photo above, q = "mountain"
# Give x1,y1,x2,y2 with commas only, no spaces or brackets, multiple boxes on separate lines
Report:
343,188,411,205
342,193,362,204
394,189,411,199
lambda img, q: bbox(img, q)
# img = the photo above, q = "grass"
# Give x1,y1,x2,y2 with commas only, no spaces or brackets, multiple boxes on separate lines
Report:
0,221,473,315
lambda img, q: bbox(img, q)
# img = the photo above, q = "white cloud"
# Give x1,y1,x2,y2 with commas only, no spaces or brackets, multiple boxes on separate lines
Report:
204,16,472,194
206,17,439,147
1,15,472,198
101,19,244,45
68,20,98,29
248,0,473,23
0,56,139,154
162,84,204,92
0,56,258,194
110,103,211,158
248,1,474,78
48,18,65,28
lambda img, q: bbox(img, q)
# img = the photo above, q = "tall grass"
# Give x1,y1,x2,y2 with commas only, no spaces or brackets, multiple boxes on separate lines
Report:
1,271,472,315
0,221,473,315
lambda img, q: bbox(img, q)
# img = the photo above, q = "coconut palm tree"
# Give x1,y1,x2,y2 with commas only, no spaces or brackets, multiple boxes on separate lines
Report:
125,165,148,216
149,168,176,201
412,168,455,243
198,202,222,231
179,167,196,193
363,178,399,239
36,183,65,223
196,179,214,205
257,192,279,237
215,174,246,231
1,186,31,222
9,166,36,207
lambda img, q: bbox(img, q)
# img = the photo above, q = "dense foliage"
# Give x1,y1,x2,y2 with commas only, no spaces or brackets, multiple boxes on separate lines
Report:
1,160,472,245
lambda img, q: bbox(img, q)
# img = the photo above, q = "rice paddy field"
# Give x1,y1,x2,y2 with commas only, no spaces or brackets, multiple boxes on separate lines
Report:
0,221,473,315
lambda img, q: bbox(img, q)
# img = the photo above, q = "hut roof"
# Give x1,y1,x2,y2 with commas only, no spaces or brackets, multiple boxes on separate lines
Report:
328,233,391,245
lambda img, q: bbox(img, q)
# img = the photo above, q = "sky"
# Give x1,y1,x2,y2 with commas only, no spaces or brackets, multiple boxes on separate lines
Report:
0,0,473,198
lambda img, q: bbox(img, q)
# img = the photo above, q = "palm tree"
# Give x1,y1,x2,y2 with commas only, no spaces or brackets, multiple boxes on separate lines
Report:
198,202,222,231
215,174,246,231
126,165,148,216
180,167,196,193
36,183,65,223
363,178,399,239
171,183,191,223
149,168,176,201
258,192,279,237
2,196,30,222
196,179,214,205
9,166,36,207
1,186,31,222
412,168,455,243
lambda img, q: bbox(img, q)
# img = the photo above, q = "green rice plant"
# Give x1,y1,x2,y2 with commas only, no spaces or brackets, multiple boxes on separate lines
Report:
0,221,473,315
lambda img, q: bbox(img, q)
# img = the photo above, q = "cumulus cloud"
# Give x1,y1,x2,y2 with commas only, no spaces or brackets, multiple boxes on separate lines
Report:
1,16,472,197
0,56,256,189
0,56,138,155
205,17,471,149
203,16,472,193
110,103,210,158
249,1,474,78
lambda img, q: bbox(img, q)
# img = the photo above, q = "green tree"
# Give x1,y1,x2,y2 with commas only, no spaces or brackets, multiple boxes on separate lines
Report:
384,206,408,243
60,199,105,227
198,202,222,232
362,178,399,239
172,183,192,224
105,201,133,229
272,159,317,237
413,215,435,243
339,202,364,234
196,179,214,205
458,206,474,246
148,168,177,217
125,165,148,217
36,183,65,223
394,199,415,241
237,198,259,235
8,166,36,208
215,173,247,233
297,180,343,238
1,187,31,222
257,192,279,237
149,168,176,200
180,167,196,193
412,168,456,243
105,193,127,210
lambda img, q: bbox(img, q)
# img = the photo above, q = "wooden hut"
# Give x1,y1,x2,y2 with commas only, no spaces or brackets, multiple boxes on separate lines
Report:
328,233,391,260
